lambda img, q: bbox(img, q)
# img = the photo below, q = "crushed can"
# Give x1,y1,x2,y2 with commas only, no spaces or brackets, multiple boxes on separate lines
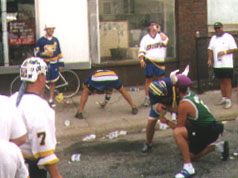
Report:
64,120,70,127
71,153,81,162
130,87,139,92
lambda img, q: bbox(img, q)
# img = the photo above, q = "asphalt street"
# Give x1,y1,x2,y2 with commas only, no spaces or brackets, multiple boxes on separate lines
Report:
56,119,238,178
53,87,238,178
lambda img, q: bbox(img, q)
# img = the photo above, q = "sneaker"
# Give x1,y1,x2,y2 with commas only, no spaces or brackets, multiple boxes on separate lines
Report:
224,100,232,109
131,107,138,115
143,97,150,107
141,143,152,153
75,112,84,119
216,98,226,106
175,169,195,178
160,123,169,130
49,100,56,108
221,141,229,161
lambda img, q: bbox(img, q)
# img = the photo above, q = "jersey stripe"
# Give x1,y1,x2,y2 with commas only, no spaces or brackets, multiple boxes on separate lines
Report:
92,71,118,81
150,83,163,96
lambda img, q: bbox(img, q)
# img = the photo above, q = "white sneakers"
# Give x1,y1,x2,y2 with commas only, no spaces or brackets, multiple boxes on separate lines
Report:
216,98,226,105
159,123,169,130
224,99,232,109
143,96,150,107
48,99,56,108
217,98,232,109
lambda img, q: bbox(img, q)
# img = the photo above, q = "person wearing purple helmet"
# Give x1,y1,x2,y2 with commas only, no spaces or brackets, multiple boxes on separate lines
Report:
159,69,228,178
141,65,189,153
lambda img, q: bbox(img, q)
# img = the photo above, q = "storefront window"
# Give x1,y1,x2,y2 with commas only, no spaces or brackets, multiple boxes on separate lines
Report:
1,0,35,66
98,0,175,62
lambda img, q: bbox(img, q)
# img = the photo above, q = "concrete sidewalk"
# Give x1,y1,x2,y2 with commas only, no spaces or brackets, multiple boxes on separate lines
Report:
55,87,238,141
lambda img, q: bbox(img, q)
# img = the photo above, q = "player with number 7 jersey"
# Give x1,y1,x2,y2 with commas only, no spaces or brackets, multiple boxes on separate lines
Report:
10,57,62,178
11,93,58,164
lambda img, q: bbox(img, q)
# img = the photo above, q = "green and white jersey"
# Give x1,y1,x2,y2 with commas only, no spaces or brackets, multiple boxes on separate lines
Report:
181,91,215,127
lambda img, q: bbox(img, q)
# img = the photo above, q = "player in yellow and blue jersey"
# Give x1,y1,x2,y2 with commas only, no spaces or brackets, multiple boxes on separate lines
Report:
138,21,169,106
34,23,64,108
75,69,138,119
141,76,177,153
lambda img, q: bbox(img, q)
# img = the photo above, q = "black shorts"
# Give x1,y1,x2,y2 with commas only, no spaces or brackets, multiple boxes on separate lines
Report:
186,121,224,155
214,68,233,79
25,159,47,178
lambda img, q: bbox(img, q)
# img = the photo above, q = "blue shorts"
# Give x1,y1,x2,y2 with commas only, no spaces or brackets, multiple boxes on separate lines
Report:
149,107,160,118
148,91,175,118
84,77,122,93
46,63,60,82
144,62,165,78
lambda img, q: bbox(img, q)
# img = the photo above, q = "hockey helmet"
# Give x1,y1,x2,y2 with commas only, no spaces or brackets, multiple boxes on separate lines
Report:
20,57,47,82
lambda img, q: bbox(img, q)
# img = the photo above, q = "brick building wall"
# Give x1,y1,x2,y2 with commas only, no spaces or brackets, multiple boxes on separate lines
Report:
175,0,208,79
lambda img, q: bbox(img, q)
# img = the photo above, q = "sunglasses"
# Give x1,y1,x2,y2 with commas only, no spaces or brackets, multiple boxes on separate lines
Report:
214,27,220,30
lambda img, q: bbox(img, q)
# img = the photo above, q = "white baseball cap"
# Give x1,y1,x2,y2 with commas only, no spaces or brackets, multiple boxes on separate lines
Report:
45,23,56,29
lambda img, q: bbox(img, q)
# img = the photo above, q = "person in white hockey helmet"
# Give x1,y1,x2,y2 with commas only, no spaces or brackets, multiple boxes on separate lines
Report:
10,57,63,178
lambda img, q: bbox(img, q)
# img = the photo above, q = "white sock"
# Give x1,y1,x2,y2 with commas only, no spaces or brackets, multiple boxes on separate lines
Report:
145,96,149,99
222,97,226,101
172,112,176,121
215,141,224,152
183,163,195,174
49,99,53,102
226,99,231,103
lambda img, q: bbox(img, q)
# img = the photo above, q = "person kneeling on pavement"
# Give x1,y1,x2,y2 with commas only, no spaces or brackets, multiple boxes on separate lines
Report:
159,69,228,178
75,69,138,119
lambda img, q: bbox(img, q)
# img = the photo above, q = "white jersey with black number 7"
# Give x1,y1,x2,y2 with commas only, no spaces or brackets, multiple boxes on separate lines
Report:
10,92,59,167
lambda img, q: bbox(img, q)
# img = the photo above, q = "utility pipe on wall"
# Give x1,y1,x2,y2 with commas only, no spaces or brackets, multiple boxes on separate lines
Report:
1,0,9,66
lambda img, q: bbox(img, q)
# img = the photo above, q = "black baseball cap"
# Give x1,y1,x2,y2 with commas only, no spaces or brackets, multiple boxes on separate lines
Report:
214,22,223,28
148,21,159,26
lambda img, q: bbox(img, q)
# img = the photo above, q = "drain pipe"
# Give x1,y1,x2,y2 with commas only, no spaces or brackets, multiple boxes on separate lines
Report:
1,0,9,66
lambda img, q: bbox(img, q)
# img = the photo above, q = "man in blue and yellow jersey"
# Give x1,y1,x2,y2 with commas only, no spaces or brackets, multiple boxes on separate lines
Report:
75,70,138,119
141,65,189,153
141,76,177,153
34,23,64,108
138,21,169,106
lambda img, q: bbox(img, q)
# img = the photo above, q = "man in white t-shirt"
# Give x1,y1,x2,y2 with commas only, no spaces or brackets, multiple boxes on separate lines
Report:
0,139,29,178
0,96,28,178
10,57,62,178
0,95,26,146
208,22,237,109
138,21,169,106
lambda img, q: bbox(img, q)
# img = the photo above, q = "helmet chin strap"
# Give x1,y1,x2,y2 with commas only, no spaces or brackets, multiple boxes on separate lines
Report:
172,86,177,110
